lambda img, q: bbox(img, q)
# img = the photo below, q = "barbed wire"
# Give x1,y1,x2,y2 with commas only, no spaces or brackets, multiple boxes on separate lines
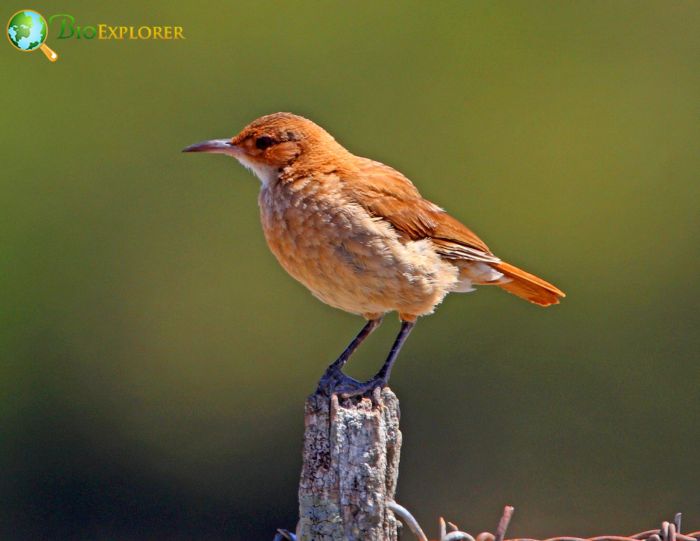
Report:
388,504,699,541
274,504,699,541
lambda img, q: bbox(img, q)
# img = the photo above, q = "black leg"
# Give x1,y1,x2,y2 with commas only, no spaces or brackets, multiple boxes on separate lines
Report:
316,318,383,395
331,320,416,398
325,318,383,374
373,320,415,383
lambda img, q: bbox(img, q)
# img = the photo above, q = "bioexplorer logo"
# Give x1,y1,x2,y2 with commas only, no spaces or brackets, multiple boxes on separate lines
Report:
6,10,58,61
7,9,185,62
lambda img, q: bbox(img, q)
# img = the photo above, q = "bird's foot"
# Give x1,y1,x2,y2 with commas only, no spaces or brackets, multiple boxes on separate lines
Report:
335,374,388,398
316,366,387,398
316,365,361,396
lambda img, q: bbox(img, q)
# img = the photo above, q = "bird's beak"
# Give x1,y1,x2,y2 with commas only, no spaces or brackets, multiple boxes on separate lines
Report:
182,139,240,156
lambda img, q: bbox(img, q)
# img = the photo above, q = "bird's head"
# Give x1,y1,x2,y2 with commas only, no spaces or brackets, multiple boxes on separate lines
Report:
183,112,344,185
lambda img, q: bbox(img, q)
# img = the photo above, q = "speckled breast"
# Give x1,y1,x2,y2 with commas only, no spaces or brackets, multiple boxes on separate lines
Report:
257,178,458,318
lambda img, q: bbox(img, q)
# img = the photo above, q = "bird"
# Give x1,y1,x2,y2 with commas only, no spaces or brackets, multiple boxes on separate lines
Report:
183,112,565,396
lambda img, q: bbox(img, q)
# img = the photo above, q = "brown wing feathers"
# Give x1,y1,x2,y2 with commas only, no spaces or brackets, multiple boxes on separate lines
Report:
345,158,565,306
348,159,495,258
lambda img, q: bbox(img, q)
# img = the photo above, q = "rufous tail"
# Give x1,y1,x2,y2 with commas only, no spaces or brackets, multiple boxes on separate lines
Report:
492,261,565,307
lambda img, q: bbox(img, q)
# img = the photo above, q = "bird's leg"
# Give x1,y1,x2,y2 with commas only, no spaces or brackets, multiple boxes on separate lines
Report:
337,320,416,398
316,318,383,395
373,320,415,383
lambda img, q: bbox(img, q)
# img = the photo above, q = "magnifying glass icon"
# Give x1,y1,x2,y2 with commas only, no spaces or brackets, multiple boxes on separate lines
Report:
7,9,58,62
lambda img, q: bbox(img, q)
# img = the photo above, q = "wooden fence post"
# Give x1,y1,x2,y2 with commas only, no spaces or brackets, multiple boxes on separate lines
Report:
297,387,402,540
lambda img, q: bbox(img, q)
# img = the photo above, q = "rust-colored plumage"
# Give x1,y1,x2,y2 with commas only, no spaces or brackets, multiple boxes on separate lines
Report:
184,112,565,394
493,261,564,306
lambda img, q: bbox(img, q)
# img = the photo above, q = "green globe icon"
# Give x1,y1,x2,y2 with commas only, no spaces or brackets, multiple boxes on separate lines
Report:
6,9,58,61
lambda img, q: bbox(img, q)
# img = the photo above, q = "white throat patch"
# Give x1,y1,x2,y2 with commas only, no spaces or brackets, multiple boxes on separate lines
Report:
236,156,279,187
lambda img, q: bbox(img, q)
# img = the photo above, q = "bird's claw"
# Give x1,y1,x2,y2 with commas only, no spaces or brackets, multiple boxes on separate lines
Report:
315,366,360,396
316,366,387,398
337,375,387,398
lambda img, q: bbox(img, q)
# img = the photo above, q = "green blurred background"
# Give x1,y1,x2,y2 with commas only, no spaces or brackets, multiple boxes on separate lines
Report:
2,1,699,539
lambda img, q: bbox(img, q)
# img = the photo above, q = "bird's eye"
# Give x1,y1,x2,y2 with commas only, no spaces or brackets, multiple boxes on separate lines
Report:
255,136,274,150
